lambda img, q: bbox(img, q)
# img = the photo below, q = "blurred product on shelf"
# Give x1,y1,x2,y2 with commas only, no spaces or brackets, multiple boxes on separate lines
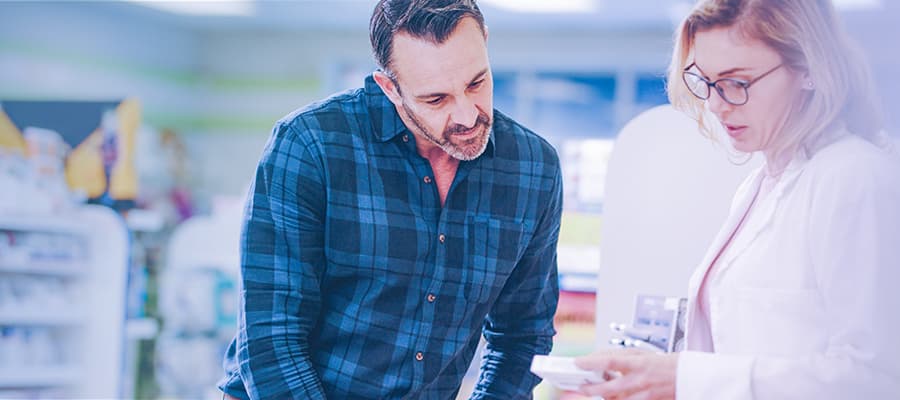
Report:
0,99,141,212
0,275,80,318
0,134,76,215
533,290,597,400
0,327,65,367
24,127,75,209
134,127,196,224
553,290,597,356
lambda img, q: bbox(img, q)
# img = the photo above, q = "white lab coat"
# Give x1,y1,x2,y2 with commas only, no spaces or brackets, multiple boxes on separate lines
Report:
677,132,900,399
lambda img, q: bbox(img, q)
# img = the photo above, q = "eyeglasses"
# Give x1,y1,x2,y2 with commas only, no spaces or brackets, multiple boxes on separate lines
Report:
682,63,783,106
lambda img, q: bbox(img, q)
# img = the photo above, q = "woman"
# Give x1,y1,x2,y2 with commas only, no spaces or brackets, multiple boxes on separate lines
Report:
575,1,900,399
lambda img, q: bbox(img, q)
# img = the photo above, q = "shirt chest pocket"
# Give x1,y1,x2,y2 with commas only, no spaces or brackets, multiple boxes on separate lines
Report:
463,216,528,303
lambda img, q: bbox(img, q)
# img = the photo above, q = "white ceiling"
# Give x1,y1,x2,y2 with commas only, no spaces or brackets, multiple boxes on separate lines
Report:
104,0,894,34
103,0,677,33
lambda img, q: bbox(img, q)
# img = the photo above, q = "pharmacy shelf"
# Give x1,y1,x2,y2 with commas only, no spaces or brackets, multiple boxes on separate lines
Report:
0,261,86,277
0,206,127,398
0,310,84,326
0,366,80,387
0,215,85,235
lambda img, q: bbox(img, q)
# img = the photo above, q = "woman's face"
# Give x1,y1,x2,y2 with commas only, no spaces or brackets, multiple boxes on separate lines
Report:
690,27,805,155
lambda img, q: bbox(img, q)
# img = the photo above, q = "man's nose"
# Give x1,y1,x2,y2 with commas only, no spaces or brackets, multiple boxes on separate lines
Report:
450,96,479,129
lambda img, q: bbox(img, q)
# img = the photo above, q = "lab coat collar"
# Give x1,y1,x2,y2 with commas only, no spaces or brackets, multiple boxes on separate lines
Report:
721,127,854,268
684,146,809,351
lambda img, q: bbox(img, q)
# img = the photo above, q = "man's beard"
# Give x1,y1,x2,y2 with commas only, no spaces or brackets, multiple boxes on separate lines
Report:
402,101,492,161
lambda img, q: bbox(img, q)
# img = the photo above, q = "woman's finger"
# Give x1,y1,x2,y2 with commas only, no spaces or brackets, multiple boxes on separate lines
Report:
578,369,647,397
576,353,644,374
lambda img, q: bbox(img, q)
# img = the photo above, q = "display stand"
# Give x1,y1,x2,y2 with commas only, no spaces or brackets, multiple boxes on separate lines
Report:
0,205,128,398
595,105,759,348
156,198,242,399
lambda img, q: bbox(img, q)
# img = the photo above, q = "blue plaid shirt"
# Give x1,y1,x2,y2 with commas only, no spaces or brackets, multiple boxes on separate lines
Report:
219,75,561,399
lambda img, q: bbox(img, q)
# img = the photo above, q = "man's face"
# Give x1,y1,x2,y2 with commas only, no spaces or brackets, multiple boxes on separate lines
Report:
379,17,493,161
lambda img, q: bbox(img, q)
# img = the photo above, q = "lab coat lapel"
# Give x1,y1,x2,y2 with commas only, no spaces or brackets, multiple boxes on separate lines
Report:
687,169,765,301
719,158,806,269
684,168,764,351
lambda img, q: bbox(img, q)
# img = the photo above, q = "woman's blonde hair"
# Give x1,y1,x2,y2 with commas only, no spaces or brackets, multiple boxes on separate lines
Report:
667,0,885,159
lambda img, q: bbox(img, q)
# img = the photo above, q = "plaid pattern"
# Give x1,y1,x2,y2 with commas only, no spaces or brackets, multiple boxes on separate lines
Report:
219,75,562,399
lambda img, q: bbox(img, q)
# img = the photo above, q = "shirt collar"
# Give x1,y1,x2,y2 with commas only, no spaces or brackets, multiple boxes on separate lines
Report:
365,74,407,143
364,73,496,158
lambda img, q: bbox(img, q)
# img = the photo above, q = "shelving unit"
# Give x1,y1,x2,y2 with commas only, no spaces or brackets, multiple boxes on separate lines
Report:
0,367,80,388
0,310,84,326
156,199,242,399
0,260,86,277
0,205,128,399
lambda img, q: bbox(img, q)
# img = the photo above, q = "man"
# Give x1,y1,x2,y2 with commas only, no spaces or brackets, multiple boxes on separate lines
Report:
218,0,562,398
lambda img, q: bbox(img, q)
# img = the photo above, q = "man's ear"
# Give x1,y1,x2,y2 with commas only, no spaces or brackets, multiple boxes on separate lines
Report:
373,70,403,105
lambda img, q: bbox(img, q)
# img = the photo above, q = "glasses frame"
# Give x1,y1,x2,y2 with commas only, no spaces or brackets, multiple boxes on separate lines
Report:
682,63,783,106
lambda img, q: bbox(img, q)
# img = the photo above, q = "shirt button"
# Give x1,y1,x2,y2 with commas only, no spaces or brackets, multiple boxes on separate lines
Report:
427,293,436,303
402,135,409,142
438,234,445,243
415,352,424,361
423,176,432,184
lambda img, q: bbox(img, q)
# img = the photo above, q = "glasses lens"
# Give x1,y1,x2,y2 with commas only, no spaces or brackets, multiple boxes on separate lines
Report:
716,79,749,105
683,72,710,100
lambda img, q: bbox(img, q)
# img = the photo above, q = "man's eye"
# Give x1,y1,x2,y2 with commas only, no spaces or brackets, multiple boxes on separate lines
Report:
469,80,484,89
426,97,444,105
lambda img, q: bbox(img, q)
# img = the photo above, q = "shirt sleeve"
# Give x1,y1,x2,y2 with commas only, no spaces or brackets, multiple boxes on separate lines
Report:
677,153,900,400
234,120,329,399
471,164,563,399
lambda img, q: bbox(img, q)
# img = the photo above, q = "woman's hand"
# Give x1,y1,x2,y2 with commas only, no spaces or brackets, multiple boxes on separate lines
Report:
574,349,679,400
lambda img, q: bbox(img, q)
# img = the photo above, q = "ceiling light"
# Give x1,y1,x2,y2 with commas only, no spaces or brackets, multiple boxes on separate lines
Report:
125,0,255,17
480,0,596,13
832,0,882,11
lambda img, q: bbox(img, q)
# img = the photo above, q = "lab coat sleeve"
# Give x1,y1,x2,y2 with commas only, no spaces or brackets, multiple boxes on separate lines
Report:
677,153,900,400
